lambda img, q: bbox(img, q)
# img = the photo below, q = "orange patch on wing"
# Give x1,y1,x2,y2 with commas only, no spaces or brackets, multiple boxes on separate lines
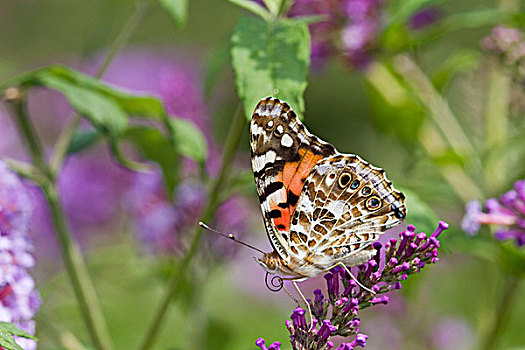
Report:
271,149,325,233
271,206,291,232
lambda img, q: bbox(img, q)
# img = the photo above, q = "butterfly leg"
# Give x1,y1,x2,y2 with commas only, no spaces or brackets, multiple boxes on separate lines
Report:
335,262,375,295
291,279,314,327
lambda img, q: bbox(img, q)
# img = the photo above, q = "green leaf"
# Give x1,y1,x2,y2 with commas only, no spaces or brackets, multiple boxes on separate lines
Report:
499,242,525,277
262,0,282,16
169,118,207,163
159,0,189,28
1,65,166,120
0,322,37,350
0,330,23,350
67,129,101,154
231,17,310,119
431,149,465,167
124,126,179,195
228,0,272,22
0,323,37,340
38,73,128,137
431,49,481,91
0,64,167,170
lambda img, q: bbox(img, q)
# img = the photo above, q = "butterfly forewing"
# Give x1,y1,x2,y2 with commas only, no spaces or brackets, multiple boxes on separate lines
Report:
251,97,336,260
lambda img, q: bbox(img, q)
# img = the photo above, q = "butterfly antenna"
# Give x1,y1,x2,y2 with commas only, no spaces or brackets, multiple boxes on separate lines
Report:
199,222,266,255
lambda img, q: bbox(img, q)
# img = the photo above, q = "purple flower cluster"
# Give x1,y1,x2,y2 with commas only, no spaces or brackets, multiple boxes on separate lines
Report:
0,161,41,350
257,221,448,350
481,26,525,76
288,0,385,69
127,169,250,257
462,179,525,246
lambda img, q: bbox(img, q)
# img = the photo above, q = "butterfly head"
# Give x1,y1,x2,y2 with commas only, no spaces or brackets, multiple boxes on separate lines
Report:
254,251,282,274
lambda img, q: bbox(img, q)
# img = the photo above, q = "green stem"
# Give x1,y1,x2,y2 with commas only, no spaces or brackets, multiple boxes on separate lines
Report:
392,54,478,161
50,0,152,172
42,184,114,350
8,96,52,179
480,275,519,350
136,105,247,350
6,94,114,350
484,62,509,193
364,62,485,202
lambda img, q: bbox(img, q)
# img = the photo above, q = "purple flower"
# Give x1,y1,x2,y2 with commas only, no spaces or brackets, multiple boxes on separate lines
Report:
256,337,282,350
461,200,482,235
430,317,474,350
127,168,251,257
256,221,448,349
408,7,441,30
58,151,133,229
481,26,525,73
461,179,525,246
288,0,385,70
0,161,40,350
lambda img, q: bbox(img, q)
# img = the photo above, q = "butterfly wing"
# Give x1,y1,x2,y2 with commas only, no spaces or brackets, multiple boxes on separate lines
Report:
251,97,336,261
288,154,406,268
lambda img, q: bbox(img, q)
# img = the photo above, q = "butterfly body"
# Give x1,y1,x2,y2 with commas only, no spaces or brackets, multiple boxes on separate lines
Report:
251,97,406,280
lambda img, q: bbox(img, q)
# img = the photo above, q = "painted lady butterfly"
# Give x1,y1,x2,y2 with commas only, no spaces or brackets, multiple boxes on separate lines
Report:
250,97,406,292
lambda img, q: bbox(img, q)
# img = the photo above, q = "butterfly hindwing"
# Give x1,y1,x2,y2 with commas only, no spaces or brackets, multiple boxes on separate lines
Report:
288,154,406,267
251,97,336,260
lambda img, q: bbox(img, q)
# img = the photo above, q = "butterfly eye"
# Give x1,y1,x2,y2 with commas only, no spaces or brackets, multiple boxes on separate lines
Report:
338,173,352,188
274,124,284,136
265,119,274,130
350,180,360,189
366,196,382,210
361,186,371,195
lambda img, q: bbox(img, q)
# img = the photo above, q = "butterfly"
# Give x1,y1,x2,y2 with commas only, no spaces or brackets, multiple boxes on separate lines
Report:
250,97,406,302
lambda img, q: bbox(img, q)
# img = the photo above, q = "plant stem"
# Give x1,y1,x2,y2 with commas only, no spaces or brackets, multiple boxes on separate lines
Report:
136,105,247,350
364,62,484,202
6,93,114,350
484,62,509,194
480,275,520,350
8,94,52,179
392,54,477,161
50,0,152,172
42,183,114,350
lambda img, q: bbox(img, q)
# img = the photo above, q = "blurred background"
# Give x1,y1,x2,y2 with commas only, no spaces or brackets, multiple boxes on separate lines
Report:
1,0,525,349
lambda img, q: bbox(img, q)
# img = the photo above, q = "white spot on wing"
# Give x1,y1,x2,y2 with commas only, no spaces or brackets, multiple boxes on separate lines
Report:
281,133,293,147
325,173,335,186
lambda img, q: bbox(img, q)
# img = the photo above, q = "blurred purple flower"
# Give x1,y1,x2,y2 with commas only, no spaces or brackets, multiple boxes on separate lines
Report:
288,0,385,70
257,221,448,349
461,200,482,235
461,180,525,246
482,26,525,76
430,317,474,350
408,7,441,30
59,151,132,229
127,168,251,257
0,161,40,350
24,149,133,260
